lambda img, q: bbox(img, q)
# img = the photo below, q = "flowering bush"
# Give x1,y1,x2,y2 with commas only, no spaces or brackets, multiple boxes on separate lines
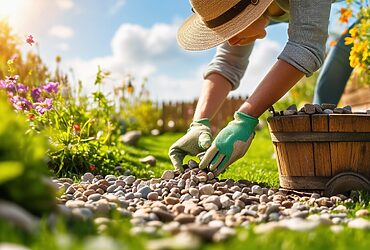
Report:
0,22,161,178
0,94,56,215
340,0,370,85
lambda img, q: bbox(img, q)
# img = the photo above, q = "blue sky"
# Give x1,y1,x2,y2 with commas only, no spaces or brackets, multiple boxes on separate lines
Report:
1,0,349,101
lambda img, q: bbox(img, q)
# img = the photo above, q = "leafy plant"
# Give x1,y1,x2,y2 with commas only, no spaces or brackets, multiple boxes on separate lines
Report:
0,94,55,215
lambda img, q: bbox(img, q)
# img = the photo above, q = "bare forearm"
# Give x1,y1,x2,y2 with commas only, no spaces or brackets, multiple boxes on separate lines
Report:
194,73,232,121
239,59,304,118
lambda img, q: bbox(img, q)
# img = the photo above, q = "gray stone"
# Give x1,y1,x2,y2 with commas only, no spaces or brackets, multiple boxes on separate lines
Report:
348,218,370,229
120,130,142,146
304,104,316,114
161,170,175,180
321,103,336,110
106,185,118,193
138,186,152,199
82,172,94,182
188,160,198,169
185,223,220,240
0,200,38,232
280,218,320,231
139,155,156,166
259,194,269,203
266,204,280,215
124,175,136,185
174,214,195,224
355,209,370,217
323,109,334,114
343,105,352,114
88,193,102,201
203,196,222,209
147,192,159,201
203,203,219,211
152,207,174,222
251,185,263,195
283,110,297,116
65,200,85,208
333,107,344,114
124,192,135,200
199,184,214,195
189,187,199,197
220,195,232,209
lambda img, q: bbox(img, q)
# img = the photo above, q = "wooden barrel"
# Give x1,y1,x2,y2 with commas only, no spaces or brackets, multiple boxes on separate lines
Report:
267,114,370,191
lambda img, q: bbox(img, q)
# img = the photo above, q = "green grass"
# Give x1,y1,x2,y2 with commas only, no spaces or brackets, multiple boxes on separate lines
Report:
1,126,370,249
138,126,279,187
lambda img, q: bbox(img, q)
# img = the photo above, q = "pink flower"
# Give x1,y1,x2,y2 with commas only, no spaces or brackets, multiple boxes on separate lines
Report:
43,82,59,93
34,98,53,114
10,96,32,111
26,35,35,46
0,80,6,89
31,87,42,102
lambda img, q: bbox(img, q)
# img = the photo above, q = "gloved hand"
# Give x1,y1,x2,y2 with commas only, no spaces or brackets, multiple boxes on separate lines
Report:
168,118,212,172
199,111,258,176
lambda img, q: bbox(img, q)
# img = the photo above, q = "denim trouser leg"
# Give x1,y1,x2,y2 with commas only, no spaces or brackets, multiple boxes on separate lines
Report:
312,22,357,105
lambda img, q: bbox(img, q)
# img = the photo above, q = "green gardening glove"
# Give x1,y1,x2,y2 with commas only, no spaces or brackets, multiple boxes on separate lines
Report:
168,118,212,172
199,111,258,176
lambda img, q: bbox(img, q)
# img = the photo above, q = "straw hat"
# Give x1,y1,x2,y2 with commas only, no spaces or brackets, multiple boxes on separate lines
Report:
177,0,274,51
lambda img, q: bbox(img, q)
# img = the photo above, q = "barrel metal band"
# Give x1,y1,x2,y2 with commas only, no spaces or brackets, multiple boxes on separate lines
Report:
203,0,256,28
270,132,370,142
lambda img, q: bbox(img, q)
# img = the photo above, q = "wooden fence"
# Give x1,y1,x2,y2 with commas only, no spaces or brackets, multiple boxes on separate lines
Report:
341,86,370,111
158,95,248,133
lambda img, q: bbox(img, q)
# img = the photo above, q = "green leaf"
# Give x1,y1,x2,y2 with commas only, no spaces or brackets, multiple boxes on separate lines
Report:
0,161,24,184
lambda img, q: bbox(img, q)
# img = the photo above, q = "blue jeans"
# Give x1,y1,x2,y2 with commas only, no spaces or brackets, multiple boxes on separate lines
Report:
312,21,358,105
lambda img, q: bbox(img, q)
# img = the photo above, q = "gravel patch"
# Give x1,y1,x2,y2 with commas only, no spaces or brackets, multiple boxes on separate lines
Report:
54,161,370,242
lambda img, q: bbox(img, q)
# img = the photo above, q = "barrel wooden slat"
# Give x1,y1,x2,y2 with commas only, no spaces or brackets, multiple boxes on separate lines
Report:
311,115,332,177
282,116,314,177
267,117,286,176
330,115,370,177
287,116,314,176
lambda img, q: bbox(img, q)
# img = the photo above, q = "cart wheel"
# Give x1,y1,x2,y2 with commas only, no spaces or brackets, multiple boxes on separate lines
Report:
325,171,370,196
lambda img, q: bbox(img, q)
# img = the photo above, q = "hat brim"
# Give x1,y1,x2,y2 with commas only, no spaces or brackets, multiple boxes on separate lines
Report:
177,0,274,51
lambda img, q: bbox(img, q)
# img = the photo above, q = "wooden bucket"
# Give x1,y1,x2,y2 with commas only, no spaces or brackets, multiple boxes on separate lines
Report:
267,114,370,193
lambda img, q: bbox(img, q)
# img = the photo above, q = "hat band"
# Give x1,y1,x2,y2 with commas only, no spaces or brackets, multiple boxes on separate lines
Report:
203,0,258,29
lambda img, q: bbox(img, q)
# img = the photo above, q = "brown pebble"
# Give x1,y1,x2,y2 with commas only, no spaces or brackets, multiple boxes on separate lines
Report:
147,192,159,201
174,214,195,224
165,197,180,205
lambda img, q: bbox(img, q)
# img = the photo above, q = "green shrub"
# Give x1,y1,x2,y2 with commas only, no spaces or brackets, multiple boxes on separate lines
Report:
0,95,55,215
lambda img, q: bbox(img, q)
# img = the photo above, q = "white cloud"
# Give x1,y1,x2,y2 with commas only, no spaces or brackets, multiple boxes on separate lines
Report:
234,40,282,97
56,0,74,10
109,0,126,15
57,43,70,51
67,21,283,102
49,25,74,39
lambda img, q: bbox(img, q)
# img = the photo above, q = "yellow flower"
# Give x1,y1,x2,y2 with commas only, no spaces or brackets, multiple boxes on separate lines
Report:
344,37,354,45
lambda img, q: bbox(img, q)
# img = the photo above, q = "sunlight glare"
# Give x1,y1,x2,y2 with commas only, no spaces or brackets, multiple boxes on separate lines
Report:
0,0,25,22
